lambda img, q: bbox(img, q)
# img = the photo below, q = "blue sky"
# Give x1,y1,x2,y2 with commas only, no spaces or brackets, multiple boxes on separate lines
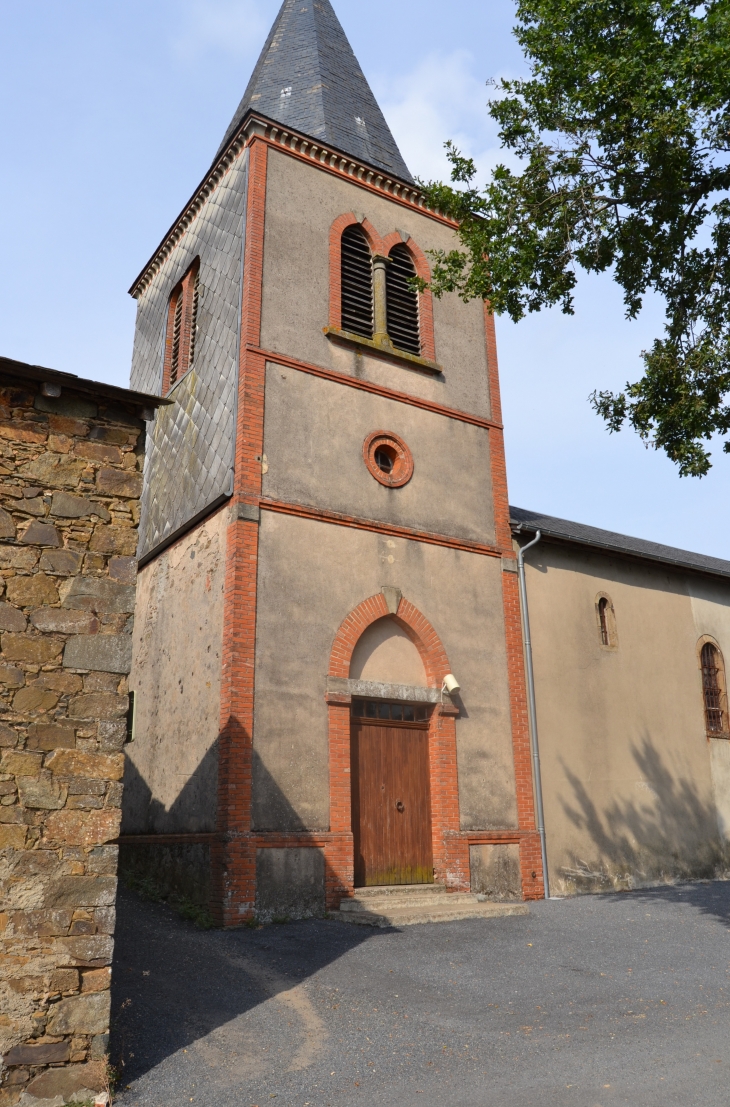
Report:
1,0,728,557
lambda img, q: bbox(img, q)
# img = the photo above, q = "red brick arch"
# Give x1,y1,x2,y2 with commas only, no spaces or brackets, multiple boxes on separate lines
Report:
325,592,465,904
381,232,436,362
329,212,384,330
328,590,450,686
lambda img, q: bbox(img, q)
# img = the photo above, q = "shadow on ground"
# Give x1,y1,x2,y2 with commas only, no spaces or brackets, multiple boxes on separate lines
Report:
601,878,730,928
110,885,379,1085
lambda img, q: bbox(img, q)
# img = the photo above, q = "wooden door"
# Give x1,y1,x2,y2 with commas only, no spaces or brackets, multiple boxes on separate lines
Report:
351,701,434,887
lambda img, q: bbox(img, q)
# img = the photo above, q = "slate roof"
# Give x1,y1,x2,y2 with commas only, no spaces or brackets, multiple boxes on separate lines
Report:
0,355,170,411
510,505,730,581
215,0,414,183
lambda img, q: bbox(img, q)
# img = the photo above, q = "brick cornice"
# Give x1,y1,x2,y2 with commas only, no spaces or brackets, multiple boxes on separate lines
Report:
258,122,457,226
129,113,457,299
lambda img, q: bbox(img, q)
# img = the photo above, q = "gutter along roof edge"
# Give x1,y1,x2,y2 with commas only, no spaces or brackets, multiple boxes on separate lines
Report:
510,505,730,582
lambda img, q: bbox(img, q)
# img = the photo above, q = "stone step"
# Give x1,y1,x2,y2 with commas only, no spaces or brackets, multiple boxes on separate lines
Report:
332,896,529,927
352,883,448,898
339,890,478,912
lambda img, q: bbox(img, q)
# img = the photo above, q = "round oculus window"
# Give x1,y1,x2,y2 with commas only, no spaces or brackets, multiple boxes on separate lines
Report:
363,431,414,487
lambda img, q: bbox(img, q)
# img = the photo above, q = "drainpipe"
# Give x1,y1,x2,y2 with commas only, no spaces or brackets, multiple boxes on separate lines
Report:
516,529,550,899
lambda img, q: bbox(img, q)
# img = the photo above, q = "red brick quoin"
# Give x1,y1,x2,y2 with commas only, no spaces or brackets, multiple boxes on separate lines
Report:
326,591,469,905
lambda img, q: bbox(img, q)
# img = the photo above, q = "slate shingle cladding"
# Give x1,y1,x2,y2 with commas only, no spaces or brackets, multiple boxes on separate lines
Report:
215,0,414,184
130,151,249,560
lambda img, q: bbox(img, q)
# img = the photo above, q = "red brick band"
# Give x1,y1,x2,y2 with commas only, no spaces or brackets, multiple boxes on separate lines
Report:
259,497,503,558
250,344,503,430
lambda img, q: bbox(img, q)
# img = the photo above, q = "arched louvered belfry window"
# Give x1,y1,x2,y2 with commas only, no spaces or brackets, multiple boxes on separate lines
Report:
341,225,373,338
386,244,420,356
163,258,200,393
700,641,727,736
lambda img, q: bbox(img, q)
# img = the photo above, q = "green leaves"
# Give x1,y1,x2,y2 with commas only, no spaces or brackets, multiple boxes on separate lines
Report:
422,0,730,473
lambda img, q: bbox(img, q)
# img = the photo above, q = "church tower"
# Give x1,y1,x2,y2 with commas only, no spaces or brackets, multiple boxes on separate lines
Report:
122,0,544,923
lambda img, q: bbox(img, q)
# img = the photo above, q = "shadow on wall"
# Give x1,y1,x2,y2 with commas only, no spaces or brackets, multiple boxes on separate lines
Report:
110,886,379,1087
556,736,730,895
120,721,342,922
121,738,219,836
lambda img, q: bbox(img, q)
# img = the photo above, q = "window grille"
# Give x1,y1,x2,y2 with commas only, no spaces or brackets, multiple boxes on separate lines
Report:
701,642,725,734
386,244,420,355
341,225,373,338
352,699,430,723
598,597,610,646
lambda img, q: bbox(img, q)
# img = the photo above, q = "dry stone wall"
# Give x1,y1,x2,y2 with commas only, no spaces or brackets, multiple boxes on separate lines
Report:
0,372,146,1107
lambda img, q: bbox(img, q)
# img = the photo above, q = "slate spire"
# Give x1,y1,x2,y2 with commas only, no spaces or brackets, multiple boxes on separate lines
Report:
215,0,414,183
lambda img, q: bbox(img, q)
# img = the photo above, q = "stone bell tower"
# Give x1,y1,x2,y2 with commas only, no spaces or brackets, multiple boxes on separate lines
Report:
121,0,544,924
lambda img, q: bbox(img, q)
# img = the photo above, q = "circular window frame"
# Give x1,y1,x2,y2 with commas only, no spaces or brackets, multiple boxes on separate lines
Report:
363,431,414,488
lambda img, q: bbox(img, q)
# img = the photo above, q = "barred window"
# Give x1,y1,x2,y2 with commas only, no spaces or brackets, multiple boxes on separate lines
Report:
164,259,200,392
341,225,373,338
386,244,420,356
598,597,610,646
596,594,617,648
701,642,727,735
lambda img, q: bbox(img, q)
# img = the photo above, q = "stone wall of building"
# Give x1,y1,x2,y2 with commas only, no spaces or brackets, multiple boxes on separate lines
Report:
0,369,148,1107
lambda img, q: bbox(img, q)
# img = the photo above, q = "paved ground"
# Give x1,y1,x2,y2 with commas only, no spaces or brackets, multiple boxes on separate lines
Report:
111,881,730,1107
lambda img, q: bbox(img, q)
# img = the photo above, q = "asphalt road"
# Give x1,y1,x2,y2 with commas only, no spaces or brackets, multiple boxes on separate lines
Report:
110,881,730,1107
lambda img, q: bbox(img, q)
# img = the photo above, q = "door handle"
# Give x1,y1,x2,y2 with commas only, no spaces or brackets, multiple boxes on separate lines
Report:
395,800,405,813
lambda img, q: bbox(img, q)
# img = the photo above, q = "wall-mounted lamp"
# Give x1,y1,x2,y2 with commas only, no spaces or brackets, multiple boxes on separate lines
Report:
441,673,461,700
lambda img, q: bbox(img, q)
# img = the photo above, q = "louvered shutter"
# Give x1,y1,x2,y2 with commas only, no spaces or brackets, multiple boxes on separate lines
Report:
341,225,373,338
170,290,184,386
188,267,200,369
386,245,420,355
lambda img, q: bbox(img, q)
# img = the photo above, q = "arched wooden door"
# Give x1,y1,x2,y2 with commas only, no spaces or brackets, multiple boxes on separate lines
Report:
350,699,434,886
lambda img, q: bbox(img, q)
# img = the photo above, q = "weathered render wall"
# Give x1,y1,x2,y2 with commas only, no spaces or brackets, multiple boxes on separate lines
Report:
253,512,517,832
260,148,492,419
523,539,730,894
0,375,144,1107
130,147,248,559
262,365,495,544
123,506,227,835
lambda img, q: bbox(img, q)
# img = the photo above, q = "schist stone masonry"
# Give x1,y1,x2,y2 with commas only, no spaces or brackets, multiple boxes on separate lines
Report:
0,359,164,1107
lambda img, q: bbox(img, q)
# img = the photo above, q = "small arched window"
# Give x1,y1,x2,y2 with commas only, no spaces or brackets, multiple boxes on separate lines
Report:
163,258,200,392
386,244,420,355
341,225,373,338
595,593,617,648
700,641,727,736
